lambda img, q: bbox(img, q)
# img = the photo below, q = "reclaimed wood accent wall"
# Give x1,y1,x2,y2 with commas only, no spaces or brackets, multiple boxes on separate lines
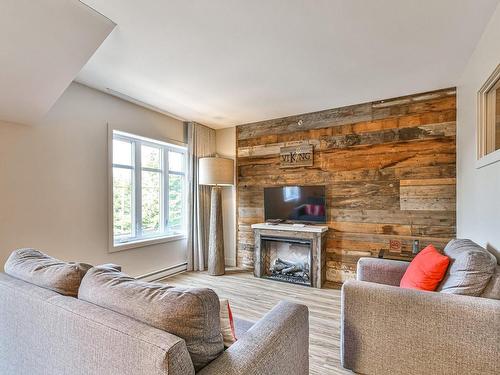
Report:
236,88,456,283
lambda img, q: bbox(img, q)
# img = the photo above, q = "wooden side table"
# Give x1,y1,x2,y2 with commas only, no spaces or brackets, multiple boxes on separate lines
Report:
377,249,413,262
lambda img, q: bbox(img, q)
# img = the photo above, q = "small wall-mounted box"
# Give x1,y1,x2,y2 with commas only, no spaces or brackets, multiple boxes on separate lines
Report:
389,239,402,252
412,239,420,254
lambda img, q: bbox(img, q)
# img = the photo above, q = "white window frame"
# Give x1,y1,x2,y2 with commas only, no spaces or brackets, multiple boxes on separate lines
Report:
477,64,500,168
108,128,188,252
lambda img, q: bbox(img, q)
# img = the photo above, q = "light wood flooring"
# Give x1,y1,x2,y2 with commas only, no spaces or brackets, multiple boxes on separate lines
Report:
164,269,352,375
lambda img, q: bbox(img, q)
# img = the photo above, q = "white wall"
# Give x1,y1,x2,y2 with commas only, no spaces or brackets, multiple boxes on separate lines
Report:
0,82,188,276
215,127,237,266
457,3,500,256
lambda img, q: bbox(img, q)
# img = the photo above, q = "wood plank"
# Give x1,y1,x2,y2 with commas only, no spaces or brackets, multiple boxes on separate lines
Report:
329,209,456,226
325,233,452,259
319,138,455,172
371,88,455,108
411,225,456,237
400,197,456,211
392,164,456,180
400,178,456,186
238,122,455,157
325,261,357,283
236,87,456,279
400,183,456,211
328,221,412,236
237,109,456,148
237,88,455,141
238,152,455,183
237,102,373,140
372,96,456,120
400,185,455,196
319,122,455,150
238,140,320,158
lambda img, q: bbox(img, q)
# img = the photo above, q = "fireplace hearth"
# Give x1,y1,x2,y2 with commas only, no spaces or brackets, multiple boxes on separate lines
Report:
252,223,328,288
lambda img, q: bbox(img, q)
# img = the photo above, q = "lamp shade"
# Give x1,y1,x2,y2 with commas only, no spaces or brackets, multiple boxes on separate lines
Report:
199,157,234,186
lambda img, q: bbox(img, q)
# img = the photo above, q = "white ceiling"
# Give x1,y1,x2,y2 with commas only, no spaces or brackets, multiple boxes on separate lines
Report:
77,0,499,128
0,0,115,125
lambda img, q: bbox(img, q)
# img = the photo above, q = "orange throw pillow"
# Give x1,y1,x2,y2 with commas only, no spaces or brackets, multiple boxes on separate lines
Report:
400,245,450,291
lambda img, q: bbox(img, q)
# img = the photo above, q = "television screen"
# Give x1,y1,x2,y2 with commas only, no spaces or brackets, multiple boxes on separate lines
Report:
264,185,326,223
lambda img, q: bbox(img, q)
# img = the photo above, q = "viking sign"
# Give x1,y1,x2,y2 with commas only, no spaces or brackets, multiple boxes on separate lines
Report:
280,144,313,168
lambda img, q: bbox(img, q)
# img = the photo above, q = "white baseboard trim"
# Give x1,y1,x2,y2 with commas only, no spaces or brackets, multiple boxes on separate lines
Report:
136,262,187,282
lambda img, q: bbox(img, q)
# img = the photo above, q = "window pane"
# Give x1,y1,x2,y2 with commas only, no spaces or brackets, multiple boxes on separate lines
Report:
113,167,133,240
142,145,161,169
113,139,133,166
169,151,184,172
142,170,161,233
168,174,183,231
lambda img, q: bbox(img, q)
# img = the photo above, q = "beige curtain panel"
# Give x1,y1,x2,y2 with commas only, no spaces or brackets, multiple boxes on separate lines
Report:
186,122,216,271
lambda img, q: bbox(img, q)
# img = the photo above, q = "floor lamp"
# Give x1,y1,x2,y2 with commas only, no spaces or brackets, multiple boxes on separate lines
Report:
199,157,234,276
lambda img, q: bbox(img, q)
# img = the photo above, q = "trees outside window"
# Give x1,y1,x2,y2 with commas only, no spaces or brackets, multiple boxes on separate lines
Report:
112,130,187,247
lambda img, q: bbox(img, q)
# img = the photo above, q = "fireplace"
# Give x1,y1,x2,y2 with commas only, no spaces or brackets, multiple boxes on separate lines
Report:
261,236,312,286
252,223,328,288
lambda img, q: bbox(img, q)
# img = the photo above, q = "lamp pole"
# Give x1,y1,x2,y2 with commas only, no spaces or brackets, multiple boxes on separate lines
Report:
208,185,225,275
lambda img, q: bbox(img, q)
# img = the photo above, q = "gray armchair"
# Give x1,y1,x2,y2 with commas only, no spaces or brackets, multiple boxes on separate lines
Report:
341,258,500,375
200,301,309,375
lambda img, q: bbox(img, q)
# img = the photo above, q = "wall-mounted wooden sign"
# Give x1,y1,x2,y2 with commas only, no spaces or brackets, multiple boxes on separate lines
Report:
280,144,313,168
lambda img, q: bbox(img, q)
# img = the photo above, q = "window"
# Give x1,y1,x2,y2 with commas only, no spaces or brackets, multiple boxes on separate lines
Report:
283,186,300,202
477,64,500,165
111,130,187,249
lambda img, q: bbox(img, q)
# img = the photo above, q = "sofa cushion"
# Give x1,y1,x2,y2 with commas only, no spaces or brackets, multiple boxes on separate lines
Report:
4,248,92,297
481,264,500,300
400,244,450,291
78,265,224,371
437,239,497,296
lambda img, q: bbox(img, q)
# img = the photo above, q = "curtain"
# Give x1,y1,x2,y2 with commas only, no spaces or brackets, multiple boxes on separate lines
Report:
187,122,216,271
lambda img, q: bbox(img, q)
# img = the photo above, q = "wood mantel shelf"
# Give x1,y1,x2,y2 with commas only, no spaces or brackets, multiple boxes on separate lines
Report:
251,223,329,233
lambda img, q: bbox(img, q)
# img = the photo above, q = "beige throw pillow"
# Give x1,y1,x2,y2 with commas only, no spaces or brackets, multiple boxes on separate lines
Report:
219,299,237,347
4,248,92,297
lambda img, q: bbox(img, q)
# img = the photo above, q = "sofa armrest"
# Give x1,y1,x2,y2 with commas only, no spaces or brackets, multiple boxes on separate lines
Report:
356,257,409,286
199,301,309,375
341,280,500,375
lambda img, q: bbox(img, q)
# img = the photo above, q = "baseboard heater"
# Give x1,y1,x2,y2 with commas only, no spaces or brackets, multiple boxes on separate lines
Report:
136,262,187,282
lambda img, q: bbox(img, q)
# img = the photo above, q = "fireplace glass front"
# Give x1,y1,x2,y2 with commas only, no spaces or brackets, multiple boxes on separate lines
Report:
260,236,312,286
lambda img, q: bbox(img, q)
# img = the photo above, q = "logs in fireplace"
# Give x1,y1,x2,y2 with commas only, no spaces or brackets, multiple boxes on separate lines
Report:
269,258,310,283
259,237,312,286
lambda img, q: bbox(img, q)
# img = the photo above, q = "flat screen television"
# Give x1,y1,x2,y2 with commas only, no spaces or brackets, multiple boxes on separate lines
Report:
264,185,326,224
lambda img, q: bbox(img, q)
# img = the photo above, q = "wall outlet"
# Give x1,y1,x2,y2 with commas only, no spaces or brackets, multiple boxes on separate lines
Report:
412,239,420,254
389,239,402,252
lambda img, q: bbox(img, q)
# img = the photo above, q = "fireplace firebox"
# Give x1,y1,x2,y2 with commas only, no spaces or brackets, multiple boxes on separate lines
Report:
252,223,328,288
261,236,312,286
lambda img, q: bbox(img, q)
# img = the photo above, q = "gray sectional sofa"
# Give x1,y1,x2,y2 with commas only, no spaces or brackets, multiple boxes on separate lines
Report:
0,255,309,375
341,240,500,375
